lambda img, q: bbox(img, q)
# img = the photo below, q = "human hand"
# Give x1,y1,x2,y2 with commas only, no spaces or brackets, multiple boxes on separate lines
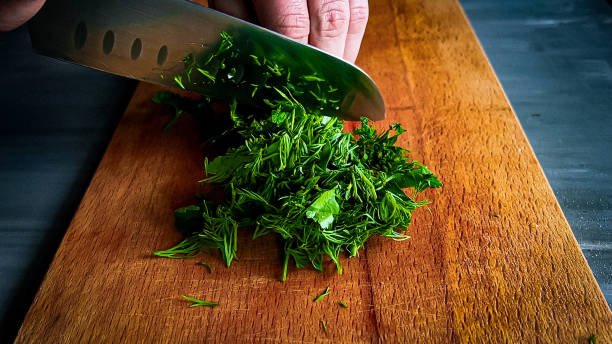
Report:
0,0,46,32
0,0,369,63
209,0,368,64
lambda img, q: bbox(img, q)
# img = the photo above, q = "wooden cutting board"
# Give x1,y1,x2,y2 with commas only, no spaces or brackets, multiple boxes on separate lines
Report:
16,0,612,342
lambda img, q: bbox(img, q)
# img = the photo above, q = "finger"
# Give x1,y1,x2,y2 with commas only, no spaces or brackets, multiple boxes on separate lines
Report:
251,0,310,44
0,0,46,32
209,0,256,22
343,0,368,63
307,0,350,59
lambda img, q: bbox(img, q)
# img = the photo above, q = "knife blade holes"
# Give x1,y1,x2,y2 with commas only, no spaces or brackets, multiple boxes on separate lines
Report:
103,31,115,55
74,21,87,50
157,45,168,65
131,38,142,60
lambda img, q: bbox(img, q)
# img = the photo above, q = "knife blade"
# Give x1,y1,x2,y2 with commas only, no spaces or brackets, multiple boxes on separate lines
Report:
28,0,385,121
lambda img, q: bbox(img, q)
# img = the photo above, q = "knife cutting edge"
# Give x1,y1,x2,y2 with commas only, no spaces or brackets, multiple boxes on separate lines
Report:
28,0,385,121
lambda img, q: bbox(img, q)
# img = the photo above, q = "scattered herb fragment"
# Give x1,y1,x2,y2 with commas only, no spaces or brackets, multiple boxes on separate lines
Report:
588,334,598,344
338,300,348,308
153,32,442,280
182,295,218,308
174,75,185,90
198,261,214,273
153,234,204,259
321,320,328,333
313,286,330,302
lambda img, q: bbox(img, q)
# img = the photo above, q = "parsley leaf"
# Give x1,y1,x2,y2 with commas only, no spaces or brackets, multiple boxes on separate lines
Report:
306,188,340,229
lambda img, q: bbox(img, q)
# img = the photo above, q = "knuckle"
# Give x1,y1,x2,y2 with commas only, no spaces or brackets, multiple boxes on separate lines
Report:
316,0,350,38
275,11,310,40
349,3,369,27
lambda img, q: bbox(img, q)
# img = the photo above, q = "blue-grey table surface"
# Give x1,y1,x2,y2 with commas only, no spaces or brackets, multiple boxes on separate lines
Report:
1,0,611,341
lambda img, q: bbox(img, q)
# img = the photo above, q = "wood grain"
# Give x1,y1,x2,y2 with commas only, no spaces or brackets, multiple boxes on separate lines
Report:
16,0,612,342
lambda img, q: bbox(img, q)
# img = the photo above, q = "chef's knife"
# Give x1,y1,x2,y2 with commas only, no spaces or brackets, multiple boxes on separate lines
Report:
28,0,385,121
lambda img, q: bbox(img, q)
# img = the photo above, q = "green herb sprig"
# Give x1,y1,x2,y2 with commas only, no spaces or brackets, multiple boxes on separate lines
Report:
182,295,218,308
153,33,442,280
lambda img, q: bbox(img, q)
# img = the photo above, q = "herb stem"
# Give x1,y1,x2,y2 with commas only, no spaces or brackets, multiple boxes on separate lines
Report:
313,286,330,302
198,261,213,273
282,253,290,282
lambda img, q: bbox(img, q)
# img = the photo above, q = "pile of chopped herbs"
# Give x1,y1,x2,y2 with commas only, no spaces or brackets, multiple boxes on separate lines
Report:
153,33,442,280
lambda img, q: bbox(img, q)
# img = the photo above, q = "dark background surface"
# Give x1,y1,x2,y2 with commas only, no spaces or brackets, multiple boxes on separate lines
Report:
0,28,137,343
0,0,611,341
